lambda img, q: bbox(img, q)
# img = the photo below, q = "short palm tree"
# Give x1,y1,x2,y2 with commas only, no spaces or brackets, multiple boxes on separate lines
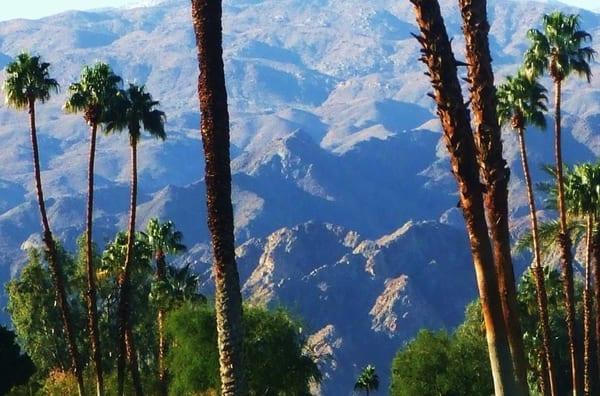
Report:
64,62,122,396
524,13,596,393
142,218,186,396
497,70,557,395
354,365,379,396
563,164,600,395
191,1,246,394
3,53,85,395
105,83,166,396
165,263,202,302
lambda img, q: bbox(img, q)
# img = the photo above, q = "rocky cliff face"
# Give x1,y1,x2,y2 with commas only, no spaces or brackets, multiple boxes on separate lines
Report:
191,220,476,393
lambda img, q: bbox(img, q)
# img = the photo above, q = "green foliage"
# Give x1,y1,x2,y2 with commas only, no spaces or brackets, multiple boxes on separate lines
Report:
5,247,87,375
150,263,204,310
524,12,595,82
98,231,157,372
166,303,321,395
0,325,35,394
3,52,59,109
64,62,122,124
517,267,583,395
6,233,158,378
390,303,493,396
496,70,548,131
354,365,379,394
104,83,166,145
141,218,186,256
390,269,584,395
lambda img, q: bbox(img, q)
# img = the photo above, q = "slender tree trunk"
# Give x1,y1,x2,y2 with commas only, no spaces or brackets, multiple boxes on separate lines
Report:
156,250,168,396
458,3,528,391
539,346,550,396
518,127,558,395
410,2,519,394
593,229,600,386
554,79,581,395
85,121,104,396
584,215,594,396
29,98,85,396
117,141,143,396
191,1,246,394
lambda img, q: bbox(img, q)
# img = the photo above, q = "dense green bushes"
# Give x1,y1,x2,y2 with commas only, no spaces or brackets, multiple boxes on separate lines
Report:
4,230,321,395
166,303,321,395
390,268,587,395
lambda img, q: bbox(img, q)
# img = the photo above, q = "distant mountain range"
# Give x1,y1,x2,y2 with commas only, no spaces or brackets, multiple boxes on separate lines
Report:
0,0,598,393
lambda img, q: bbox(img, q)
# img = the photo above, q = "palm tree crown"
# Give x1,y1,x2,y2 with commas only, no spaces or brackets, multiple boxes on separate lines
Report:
142,218,186,255
3,53,59,109
105,83,166,145
497,71,548,131
354,365,379,394
524,12,595,82
564,164,600,219
64,62,122,125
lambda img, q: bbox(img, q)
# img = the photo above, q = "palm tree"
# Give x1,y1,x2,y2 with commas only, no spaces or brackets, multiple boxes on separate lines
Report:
497,71,557,395
165,263,203,302
458,2,528,390
64,63,122,396
563,164,600,396
142,218,186,396
3,53,85,396
105,84,166,396
191,1,246,394
593,219,600,385
410,0,519,394
354,365,379,396
524,13,596,394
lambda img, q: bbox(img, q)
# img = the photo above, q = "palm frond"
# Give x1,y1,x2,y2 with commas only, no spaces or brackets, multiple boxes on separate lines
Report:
3,52,59,110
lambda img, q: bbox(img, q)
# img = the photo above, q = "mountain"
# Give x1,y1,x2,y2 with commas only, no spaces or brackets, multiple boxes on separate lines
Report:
0,0,599,393
232,220,475,394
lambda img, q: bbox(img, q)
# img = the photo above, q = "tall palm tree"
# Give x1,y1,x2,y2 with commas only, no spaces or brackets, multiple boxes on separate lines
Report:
354,365,379,396
593,219,600,385
105,84,166,396
142,218,186,396
524,13,596,394
458,2,528,390
3,53,85,396
65,63,122,396
497,71,557,395
563,164,600,396
410,0,520,394
191,0,246,394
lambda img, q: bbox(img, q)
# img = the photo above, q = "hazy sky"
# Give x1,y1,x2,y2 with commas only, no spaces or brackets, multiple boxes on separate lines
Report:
0,0,597,21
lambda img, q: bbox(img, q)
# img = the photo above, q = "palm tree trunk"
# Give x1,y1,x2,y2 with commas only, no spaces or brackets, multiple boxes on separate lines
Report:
191,1,246,394
554,78,581,395
156,250,168,396
593,229,600,386
584,215,593,396
458,2,528,391
410,1,519,394
539,346,550,396
518,127,558,395
29,98,85,396
117,141,143,396
85,121,104,396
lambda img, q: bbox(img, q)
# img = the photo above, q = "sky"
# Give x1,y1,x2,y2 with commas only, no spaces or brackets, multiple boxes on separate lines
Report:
0,0,597,21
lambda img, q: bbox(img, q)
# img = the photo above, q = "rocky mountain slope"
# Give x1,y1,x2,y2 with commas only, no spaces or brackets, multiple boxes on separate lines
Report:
0,0,599,393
